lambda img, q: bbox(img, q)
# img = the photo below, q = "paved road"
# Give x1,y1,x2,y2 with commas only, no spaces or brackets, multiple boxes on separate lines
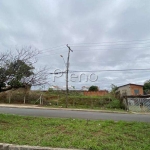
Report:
0,107,150,122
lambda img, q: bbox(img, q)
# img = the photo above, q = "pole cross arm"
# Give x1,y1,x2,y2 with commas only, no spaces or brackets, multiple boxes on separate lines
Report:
49,71,66,74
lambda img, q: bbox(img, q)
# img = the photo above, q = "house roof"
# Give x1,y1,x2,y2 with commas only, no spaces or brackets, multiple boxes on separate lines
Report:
118,83,143,88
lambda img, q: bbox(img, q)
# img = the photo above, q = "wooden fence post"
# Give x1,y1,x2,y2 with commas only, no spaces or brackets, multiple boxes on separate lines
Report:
9,95,11,104
40,94,42,105
91,96,93,109
24,96,26,104
57,95,59,106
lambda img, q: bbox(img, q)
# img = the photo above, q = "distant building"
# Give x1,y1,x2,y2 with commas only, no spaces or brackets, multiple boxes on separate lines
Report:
81,86,89,91
117,83,143,96
50,85,62,90
49,85,75,91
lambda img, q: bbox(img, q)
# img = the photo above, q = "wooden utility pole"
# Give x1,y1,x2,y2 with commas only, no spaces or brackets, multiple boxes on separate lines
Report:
66,44,73,108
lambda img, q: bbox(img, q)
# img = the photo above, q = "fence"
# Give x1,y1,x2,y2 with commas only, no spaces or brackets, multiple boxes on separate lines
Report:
123,96,150,112
0,90,44,105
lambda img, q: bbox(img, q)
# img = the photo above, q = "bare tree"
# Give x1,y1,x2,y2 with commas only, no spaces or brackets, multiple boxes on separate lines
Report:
0,47,49,92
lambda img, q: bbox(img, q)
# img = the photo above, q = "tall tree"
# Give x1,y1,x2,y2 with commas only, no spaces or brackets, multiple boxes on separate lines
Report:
0,47,49,92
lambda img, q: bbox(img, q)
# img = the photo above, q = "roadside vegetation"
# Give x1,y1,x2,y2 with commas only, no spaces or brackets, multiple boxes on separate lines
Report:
0,50,125,112
0,114,149,150
0,89,125,111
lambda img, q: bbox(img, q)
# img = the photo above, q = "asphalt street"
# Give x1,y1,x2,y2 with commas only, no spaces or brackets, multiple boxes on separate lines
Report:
0,107,150,122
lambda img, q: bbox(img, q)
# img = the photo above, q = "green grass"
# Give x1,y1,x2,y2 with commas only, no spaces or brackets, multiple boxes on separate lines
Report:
44,92,123,110
0,114,150,150
0,90,125,111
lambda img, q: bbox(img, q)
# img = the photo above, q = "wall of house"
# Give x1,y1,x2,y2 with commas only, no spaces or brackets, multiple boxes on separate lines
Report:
118,85,131,96
130,85,143,95
118,85,143,96
83,90,108,96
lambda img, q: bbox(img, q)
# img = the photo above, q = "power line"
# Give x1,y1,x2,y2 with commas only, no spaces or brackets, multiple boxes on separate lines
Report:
40,48,67,54
69,42,150,47
38,45,66,52
68,38,150,45
70,58,148,64
72,45,150,52
30,38,150,54
39,51,67,57
48,68,150,75
31,38,150,54
69,68,150,73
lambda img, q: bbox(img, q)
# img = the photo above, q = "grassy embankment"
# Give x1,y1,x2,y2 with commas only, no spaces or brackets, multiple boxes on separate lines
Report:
0,114,149,150
0,90,125,111
43,90,124,111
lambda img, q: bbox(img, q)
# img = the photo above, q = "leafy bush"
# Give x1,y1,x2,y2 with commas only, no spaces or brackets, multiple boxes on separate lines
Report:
106,99,120,108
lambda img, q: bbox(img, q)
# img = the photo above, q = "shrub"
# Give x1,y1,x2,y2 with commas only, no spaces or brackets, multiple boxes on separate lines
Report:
89,86,99,91
106,99,120,108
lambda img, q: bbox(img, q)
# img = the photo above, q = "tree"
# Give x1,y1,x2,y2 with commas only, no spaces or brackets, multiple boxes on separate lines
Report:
0,47,49,92
7,60,34,88
89,86,99,91
143,80,150,94
110,84,118,93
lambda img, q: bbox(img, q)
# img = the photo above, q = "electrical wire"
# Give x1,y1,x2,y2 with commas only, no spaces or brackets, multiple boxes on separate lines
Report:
48,68,150,75
29,38,150,54
38,45,66,52
68,38,150,45
73,45,150,51
69,68,150,73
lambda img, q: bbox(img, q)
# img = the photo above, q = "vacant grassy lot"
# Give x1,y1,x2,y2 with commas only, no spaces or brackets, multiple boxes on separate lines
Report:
0,114,150,150
0,90,124,111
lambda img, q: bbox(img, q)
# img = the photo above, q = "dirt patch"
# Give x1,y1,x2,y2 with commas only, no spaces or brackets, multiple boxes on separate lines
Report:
92,130,109,137
56,125,66,131
0,120,9,124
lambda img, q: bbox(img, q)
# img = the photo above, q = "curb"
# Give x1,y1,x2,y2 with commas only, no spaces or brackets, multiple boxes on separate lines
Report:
0,104,129,114
0,143,80,150
131,111,150,115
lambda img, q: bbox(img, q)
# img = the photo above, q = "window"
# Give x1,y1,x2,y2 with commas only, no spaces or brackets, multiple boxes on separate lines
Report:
134,89,139,95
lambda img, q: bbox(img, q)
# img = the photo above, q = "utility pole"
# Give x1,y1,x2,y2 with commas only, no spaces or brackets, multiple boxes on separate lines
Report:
66,44,73,108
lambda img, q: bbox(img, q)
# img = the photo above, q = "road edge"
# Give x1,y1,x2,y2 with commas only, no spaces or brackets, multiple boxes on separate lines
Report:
0,143,81,150
0,104,130,114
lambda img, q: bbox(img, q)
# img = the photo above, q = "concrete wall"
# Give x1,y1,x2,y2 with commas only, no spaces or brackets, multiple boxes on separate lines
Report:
117,85,131,96
118,84,143,96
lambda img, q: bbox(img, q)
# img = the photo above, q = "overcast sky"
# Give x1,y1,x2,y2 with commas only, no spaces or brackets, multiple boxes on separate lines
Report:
0,0,150,90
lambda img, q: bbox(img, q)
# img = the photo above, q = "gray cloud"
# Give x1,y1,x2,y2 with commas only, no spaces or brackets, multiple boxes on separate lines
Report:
0,0,150,90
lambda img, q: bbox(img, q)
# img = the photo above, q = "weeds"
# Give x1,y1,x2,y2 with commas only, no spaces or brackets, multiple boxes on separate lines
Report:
0,114,149,150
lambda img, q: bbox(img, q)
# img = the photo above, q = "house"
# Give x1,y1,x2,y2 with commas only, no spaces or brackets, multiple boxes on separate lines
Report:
117,83,143,96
